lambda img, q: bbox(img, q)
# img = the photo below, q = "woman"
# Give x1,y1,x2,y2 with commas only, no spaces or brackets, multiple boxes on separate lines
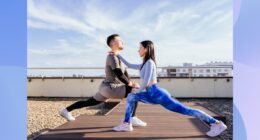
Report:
112,40,227,137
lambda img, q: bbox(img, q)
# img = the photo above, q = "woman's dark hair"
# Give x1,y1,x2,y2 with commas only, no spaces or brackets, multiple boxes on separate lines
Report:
106,34,119,47
140,40,156,70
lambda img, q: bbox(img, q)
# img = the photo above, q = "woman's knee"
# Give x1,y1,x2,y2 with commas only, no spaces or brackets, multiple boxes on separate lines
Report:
126,93,136,102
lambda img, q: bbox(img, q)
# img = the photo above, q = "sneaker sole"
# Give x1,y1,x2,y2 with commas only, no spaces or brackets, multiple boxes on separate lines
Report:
59,112,75,121
207,127,227,137
132,124,147,127
113,127,133,132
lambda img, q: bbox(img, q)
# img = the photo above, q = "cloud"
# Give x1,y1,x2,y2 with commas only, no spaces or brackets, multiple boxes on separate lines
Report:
28,0,233,68
28,38,110,67
28,0,96,38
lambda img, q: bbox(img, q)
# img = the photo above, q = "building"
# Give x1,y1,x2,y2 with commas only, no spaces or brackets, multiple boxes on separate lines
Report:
162,61,233,77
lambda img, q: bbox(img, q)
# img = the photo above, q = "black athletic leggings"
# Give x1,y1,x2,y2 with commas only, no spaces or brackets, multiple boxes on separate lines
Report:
66,86,138,117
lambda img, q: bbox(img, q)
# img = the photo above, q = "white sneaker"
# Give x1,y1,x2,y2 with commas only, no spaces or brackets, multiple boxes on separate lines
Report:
207,121,227,137
131,116,147,127
59,108,75,121
113,123,133,132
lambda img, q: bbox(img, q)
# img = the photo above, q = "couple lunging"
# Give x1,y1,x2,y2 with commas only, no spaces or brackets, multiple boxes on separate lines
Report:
60,34,227,137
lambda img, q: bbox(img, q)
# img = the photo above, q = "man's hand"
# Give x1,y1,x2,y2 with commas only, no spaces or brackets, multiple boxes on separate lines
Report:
129,81,140,93
128,81,140,88
132,82,140,88
128,81,134,87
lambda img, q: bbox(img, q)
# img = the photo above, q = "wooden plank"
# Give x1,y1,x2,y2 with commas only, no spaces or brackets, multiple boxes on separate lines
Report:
34,100,222,140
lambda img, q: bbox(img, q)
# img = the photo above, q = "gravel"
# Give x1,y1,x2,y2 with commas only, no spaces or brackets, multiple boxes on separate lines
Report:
178,98,233,140
27,98,232,140
27,97,108,140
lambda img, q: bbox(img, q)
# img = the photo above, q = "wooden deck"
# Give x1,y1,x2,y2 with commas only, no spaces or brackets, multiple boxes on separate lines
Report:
34,100,223,140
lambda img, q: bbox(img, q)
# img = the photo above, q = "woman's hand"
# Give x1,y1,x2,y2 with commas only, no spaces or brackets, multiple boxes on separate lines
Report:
130,82,140,93
108,51,114,55
108,51,119,55
131,87,140,93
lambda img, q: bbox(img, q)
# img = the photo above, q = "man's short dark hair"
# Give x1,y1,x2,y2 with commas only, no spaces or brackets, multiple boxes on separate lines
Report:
107,34,120,47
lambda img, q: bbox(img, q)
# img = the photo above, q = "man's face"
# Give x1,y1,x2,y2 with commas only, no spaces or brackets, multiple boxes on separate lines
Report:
111,36,124,50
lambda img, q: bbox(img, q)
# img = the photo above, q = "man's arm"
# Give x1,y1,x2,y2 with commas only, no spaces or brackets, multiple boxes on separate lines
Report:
113,68,131,85
109,54,132,86
124,69,130,79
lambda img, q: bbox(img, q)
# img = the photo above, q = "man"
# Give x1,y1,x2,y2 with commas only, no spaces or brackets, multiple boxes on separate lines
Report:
59,34,146,127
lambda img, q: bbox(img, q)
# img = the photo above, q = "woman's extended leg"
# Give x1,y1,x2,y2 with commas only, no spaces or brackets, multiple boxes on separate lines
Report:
154,87,227,137
154,88,216,124
113,86,227,136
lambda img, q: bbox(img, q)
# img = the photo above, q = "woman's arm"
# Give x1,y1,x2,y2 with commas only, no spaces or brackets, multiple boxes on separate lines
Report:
117,54,142,70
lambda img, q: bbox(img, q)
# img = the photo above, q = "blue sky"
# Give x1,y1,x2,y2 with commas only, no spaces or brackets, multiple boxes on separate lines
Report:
28,0,232,67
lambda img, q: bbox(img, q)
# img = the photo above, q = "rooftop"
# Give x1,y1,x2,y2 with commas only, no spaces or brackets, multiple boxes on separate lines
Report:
32,99,225,140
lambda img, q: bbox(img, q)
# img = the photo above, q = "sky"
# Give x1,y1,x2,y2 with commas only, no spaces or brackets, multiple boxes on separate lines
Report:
28,0,233,68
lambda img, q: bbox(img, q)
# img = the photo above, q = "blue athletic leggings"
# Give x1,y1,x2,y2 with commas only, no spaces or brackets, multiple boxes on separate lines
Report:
124,84,216,124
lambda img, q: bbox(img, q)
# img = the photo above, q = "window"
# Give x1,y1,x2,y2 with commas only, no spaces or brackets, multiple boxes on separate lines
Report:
206,69,210,73
180,73,188,77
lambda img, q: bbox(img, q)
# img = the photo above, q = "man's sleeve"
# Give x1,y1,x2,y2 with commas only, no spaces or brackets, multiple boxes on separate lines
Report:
124,70,130,79
108,54,131,85
108,54,121,70
113,68,130,85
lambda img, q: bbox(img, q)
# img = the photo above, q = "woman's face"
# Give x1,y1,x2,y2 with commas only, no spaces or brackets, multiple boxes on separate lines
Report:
138,44,147,57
